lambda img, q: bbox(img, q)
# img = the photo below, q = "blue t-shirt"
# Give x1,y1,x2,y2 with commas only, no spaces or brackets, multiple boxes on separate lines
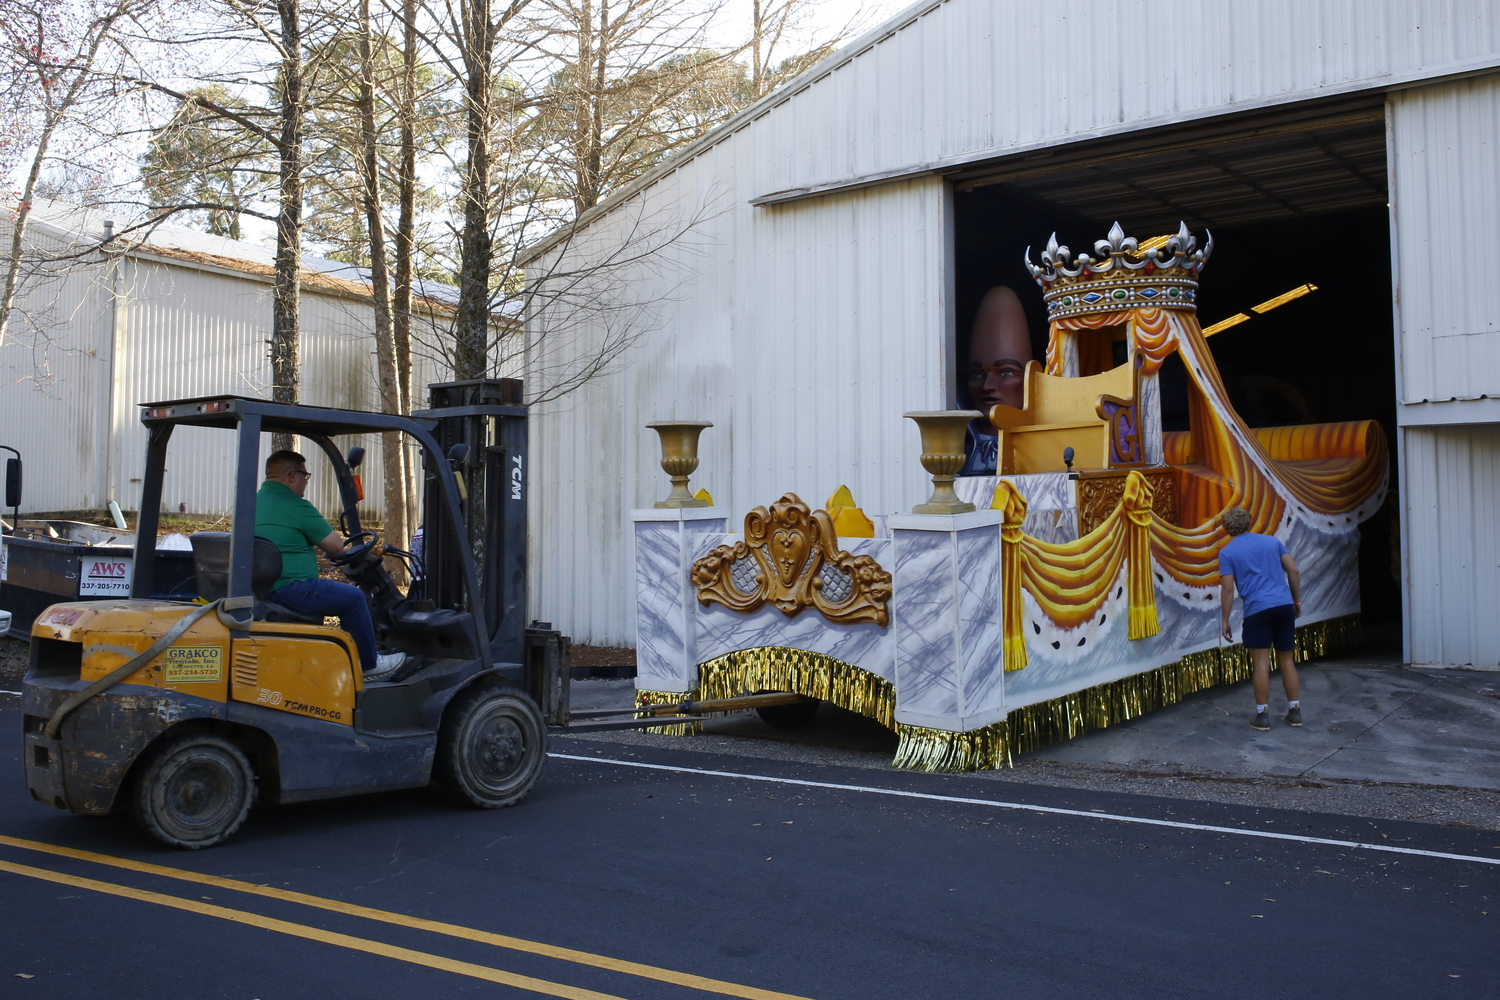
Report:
1218,533,1294,618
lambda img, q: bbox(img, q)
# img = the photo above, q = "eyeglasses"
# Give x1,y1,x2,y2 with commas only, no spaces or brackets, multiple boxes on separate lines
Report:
288,470,312,480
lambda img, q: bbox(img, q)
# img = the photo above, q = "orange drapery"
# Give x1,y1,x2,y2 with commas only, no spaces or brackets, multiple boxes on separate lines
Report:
1005,306,1387,641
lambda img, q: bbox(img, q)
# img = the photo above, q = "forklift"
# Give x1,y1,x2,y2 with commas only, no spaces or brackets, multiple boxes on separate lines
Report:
20,379,825,848
21,380,573,848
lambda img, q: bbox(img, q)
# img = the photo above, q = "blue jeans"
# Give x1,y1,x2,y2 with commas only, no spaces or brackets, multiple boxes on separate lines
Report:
267,579,377,673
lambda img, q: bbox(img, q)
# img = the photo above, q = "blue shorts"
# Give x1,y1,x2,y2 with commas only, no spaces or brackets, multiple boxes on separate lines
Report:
1242,604,1296,652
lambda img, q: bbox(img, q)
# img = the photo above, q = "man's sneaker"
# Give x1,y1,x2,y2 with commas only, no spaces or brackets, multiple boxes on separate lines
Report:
366,651,407,682
1249,710,1271,731
1285,706,1303,727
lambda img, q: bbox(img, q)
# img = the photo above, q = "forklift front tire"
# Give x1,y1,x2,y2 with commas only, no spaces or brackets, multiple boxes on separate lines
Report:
437,687,546,809
132,733,255,849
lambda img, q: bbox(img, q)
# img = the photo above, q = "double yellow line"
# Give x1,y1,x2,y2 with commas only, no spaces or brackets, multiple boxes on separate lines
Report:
0,835,812,1000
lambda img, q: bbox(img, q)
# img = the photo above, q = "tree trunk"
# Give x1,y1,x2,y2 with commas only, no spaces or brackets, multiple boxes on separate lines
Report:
357,0,409,560
272,0,305,452
455,0,494,380
394,0,419,535
0,20,105,347
587,0,607,210
572,0,595,216
752,0,763,99
0,124,55,350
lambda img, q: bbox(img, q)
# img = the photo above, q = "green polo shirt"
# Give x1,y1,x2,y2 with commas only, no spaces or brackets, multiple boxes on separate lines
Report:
254,480,334,591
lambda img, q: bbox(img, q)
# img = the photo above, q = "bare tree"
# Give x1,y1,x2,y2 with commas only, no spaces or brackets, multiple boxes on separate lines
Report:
0,0,151,349
522,0,745,217
354,0,409,560
749,0,864,100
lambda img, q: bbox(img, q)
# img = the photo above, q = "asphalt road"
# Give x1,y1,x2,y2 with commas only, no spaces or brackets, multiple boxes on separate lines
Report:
0,698,1495,1000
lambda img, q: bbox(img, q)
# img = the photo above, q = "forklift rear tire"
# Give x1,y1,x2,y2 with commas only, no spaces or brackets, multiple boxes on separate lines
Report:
755,695,821,730
132,734,255,849
437,687,546,808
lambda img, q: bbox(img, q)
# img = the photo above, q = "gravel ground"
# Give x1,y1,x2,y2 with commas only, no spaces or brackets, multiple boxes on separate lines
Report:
554,704,1500,833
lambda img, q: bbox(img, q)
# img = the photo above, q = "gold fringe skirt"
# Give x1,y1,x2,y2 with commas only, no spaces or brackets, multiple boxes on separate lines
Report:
672,615,1360,773
633,688,702,735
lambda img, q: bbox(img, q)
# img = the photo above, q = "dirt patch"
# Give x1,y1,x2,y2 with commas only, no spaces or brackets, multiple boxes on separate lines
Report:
570,645,636,668
0,636,27,686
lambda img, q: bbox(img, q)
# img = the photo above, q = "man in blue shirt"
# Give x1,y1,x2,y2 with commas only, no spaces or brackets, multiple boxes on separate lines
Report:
1218,506,1303,730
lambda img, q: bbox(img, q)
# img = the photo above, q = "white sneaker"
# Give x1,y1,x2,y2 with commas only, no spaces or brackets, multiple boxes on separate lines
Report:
366,651,407,681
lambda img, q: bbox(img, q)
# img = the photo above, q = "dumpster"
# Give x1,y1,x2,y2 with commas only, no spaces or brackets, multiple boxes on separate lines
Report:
0,520,198,638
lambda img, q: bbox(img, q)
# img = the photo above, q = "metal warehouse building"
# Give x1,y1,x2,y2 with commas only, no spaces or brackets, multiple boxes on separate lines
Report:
523,0,1500,668
0,202,479,520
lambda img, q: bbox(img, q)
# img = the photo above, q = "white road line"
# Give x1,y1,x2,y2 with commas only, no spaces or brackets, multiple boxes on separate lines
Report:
548,752,1500,868
0,690,18,696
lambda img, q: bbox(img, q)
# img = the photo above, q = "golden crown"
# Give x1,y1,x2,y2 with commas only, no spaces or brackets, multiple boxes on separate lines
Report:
1025,221,1213,323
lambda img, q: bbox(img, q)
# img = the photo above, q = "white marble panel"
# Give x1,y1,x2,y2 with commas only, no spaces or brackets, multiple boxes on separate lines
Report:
956,523,1005,727
1140,373,1163,465
630,509,729,693
956,473,1078,544
955,472,1076,513
688,535,896,681
890,529,960,722
1002,576,1224,710
696,605,895,681
634,520,692,691
1284,520,1362,619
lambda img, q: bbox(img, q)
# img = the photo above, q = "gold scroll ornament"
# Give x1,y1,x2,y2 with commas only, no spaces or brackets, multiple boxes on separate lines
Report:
692,493,893,627
1076,467,1177,535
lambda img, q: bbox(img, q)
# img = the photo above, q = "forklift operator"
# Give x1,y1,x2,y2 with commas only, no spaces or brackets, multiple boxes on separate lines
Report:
255,450,406,679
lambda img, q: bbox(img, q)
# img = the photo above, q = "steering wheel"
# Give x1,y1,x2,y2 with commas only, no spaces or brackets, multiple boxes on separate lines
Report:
328,529,380,566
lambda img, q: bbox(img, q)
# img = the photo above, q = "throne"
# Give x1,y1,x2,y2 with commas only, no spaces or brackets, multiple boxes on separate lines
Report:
985,356,1143,475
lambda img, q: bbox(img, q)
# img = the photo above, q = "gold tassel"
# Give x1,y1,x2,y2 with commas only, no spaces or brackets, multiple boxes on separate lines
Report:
1123,470,1160,640
697,646,895,729
992,481,1030,671
634,689,702,736
893,722,1010,772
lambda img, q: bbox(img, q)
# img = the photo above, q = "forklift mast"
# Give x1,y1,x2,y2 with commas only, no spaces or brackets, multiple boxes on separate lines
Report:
416,379,528,669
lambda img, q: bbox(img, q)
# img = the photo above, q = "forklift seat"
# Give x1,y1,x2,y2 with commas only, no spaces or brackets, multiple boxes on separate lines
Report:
188,532,321,625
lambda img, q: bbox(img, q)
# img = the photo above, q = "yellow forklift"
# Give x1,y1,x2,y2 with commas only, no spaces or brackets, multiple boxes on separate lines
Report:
21,380,572,848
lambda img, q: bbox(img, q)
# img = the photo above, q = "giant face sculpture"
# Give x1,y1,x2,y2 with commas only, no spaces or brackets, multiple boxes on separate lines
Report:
963,285,1033,418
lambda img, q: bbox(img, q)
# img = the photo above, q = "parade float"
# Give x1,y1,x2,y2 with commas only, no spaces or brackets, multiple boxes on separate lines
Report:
630,224,1388,771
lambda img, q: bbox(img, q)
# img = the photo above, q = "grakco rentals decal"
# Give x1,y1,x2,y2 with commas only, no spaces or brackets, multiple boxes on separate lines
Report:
161,645,224,684
79,555,132,596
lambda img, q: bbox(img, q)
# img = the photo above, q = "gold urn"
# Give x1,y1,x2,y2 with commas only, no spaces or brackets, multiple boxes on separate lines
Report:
904,410,982,514
647,420,713,508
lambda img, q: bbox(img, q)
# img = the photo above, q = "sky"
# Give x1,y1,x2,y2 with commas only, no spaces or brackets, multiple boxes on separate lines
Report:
192,0,914,252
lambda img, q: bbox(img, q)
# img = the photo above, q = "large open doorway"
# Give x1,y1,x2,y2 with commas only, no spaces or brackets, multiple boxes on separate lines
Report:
950,106,1400,642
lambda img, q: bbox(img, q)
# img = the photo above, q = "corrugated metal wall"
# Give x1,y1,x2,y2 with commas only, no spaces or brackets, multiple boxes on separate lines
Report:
528,171,950,645
685,0,1498,201
0,238,114,513
2,247,451,531
1390,77,1500,404
529,0,1500,646
1402,425,1500,667
1391,74,1500,667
